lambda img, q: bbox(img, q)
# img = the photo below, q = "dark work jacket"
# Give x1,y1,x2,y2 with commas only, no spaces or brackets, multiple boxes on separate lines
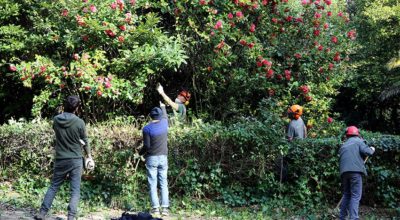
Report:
339,136,374,176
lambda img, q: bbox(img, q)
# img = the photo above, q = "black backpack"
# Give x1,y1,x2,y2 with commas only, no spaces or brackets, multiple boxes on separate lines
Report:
111,212,163,220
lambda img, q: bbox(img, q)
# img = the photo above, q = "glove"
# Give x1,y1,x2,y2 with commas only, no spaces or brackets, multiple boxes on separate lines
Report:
156,84,164,94
85,157,95,171
159,101,165,107
370,147,375,152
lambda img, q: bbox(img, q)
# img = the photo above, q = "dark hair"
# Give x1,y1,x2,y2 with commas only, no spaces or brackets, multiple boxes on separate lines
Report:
64,96,81,113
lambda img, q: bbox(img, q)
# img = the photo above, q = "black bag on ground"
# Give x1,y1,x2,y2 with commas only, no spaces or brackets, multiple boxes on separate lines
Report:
111,211,163,220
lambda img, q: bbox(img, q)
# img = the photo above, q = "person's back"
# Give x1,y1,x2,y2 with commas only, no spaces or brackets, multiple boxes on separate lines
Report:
53,112,88,159
287,117,306,140
338,126,375,220
35,96,92,220
339,136,372,176
142,107,168,156
141,104,170,217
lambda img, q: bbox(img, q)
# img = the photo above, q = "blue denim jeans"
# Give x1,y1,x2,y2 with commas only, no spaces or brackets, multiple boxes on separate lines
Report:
40,158,83,218
340,172,363,220
146,155,169,208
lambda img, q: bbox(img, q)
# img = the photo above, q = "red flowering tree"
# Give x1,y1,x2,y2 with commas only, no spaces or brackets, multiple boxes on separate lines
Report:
7,0,187,119
171,0,355,130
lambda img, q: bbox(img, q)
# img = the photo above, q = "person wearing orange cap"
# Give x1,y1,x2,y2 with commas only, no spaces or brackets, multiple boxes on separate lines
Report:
287,104,307,141
339,126,375,220
156,84,191,120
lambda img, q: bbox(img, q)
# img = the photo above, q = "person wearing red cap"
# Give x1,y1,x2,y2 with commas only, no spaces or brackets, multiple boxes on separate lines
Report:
156,84,191,120
339,126,375,220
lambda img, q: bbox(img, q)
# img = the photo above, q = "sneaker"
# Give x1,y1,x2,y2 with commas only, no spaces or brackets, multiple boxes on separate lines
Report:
150,208,160,216
161,207,169,216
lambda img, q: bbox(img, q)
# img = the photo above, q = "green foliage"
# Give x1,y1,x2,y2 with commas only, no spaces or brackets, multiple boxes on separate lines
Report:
336,0,400,133
0,0,187,120
0,118,399,214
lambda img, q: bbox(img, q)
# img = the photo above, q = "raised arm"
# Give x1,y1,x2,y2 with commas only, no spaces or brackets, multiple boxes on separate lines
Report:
157,84,179,111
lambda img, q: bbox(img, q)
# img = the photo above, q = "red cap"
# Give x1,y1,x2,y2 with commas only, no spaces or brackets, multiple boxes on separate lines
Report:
346,126,359,136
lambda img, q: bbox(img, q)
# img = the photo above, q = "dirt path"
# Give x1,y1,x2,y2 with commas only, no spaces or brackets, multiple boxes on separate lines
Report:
0,203,216,220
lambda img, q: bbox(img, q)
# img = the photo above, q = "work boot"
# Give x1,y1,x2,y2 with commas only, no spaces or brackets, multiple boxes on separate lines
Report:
34,212,46,220
150,207,160,216
67,215,75,220
161,207,169,216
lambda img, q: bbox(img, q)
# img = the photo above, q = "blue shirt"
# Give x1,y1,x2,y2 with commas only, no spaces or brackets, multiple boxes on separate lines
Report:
142,106,168,156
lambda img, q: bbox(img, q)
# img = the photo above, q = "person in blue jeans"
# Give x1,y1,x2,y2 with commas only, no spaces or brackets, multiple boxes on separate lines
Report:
35,95,92,220
339,126,375,220
140,102,170,216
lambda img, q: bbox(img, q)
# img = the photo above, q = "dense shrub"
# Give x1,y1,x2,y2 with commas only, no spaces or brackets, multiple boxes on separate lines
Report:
1,116,399,209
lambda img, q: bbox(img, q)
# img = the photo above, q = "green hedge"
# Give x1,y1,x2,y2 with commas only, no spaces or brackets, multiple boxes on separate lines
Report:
0,118,399,210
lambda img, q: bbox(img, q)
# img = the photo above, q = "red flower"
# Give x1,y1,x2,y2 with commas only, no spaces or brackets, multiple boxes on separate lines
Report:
262,0,268,6
276,74,283,80
247,42,255,48
266,69,274,78
295,17,303,23
294,53,302,59
313,29,320,36
325,0,332,5
214,20,223,30
331,36,338,44
299,85,310,94
305,96,312,102
97,90,102,96
90,5,97,13
105,29,116,38
319,67,324,73
228,13,233,19
327,11,332,16
301,0,308,5
329,63,334,70
118,36,124,43
61,9,69,17
323,23,329,29
286,16,293,22
216,40,225,49
239,39,247,46
119,25,126,31
256,62,263,67
327,117,333,123
318,45,323,51
130,0,136,5
262,59,272,66
199,0,206,5
338,11,343,17
236,11,243,18
40,66,46,73
284,70,291,80
110,2,117,9
347,30,357,40
333,52,341,62
314,12,322,19
9,65,17,72
249,23,256,33
271,18,278,23
85,86,91,91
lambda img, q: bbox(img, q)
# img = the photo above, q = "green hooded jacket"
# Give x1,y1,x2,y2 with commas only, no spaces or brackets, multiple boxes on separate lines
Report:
53,112,90,159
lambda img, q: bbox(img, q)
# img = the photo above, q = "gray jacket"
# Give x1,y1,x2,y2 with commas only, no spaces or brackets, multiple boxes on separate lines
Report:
339,136,374,176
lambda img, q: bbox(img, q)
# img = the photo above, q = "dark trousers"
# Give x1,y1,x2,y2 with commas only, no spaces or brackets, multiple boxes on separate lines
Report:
340,172,363,220
40,158,83,218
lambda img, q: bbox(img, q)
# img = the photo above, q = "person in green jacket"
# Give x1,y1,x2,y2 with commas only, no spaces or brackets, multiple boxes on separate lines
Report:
35,96,93,220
